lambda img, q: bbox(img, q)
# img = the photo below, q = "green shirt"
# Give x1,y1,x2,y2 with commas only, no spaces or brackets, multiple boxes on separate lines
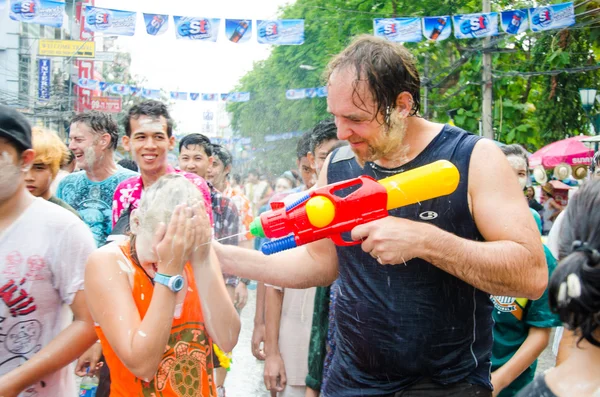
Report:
48,196,82,219
490,245,562,397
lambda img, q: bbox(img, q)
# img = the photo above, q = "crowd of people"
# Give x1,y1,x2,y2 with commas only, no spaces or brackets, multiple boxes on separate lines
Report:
0,35,599,397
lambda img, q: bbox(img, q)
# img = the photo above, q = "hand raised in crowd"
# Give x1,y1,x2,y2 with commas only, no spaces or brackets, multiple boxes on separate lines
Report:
154,204,196,275
190,201,212,266
74,342,103,376
234,282,248,310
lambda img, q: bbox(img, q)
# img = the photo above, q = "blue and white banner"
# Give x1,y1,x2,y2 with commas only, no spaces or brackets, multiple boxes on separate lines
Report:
77,78,99,90
85,6,136,36
10,0,65,28
373,18,422,42
286,89,306,100
98,82,110,92
529,2,575,32
265,131,304,142
226,19,252,43
143,13,168,36
109,84,130,95
38,58,51,101
317,86,328,98
257,19,304,45
190,93,200,101
171,91,188,100
129,86,140,96
221,92,250,102
173,16,220,41
0,0,6,10
422,16,452,41
201,93,219,101
501,9,529,34
453,12,499,39
142,88,161,99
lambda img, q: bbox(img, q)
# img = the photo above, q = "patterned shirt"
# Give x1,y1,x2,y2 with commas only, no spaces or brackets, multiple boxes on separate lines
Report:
209,183,240,287
112,166,212,227
56,166,138,247
223,183,253,241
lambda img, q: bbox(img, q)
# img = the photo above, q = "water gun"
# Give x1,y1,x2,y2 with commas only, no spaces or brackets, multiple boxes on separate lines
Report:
249,160,460,255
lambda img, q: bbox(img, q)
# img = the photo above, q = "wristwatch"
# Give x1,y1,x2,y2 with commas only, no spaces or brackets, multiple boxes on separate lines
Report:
154,273,185,292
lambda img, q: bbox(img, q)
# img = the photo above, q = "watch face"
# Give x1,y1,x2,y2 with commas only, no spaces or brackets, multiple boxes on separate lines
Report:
172,276,185,292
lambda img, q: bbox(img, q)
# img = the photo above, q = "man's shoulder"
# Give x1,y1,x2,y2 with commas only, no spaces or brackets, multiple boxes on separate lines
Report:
58,170,87,186
115,174,142,190
32,198,86,227
113,167,139,182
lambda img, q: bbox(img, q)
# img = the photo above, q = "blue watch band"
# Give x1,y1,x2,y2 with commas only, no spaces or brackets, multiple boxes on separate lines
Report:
153,273,184,292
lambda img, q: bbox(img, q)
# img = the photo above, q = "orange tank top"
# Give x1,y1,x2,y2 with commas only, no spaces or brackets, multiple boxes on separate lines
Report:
95,242,216,397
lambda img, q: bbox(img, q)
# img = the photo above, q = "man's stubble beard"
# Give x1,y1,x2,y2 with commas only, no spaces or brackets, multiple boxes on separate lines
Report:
355,110,409,167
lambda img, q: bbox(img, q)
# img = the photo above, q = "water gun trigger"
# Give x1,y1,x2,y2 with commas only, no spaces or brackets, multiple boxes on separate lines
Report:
270,202,285,210
329,233,361,247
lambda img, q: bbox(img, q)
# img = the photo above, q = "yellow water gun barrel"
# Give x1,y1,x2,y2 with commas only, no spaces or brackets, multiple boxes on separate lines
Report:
379,160,460,210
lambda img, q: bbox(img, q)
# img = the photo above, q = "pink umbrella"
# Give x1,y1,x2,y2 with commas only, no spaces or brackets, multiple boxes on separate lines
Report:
529,136,595,168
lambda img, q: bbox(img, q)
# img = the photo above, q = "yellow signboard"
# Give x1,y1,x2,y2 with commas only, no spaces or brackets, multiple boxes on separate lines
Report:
38,39,96,58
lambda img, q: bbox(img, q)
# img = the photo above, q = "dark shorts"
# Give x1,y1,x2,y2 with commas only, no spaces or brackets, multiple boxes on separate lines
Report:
390,378,491,397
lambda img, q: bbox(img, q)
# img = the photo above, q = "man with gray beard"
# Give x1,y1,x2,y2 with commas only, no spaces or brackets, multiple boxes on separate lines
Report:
56,112,137,248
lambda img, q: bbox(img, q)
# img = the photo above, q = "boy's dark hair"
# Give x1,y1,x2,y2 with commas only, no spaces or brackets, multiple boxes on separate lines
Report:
124,100,173,137
231,173,242,185
212,144,233,169
179,133,212,156
247,168,258,177
551,179,600,347
117,159,138,172
296,131,312,160
63,149,76,166
310,120,338,154
70,111,119,150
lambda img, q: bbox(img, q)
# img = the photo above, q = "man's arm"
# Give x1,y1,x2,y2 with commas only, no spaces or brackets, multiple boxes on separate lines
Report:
422,139,547,299
263,287,286,392
491,327,551,396
0,291,97,394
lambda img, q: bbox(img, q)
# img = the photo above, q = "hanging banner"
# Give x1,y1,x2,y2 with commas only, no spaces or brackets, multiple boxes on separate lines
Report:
0,0,6,10
373,18,422,43
221,92,250,102
529,2,575,32
453,12,499,39
77,78,98,89
173,16,220,41
128,86,140,96
171,91,188,100
143,13,168,36
190,93,200,101
316,86,328,98
501,9,529,34
226,19,252,43
84,6,137,36
422,16,452,41
10,0,65,28
142,88,161,99
38,58,51,101
257,19,304,45
39,39,95,58
98,82,110,92
286,89,306,100
108,84,130,95
202,93,218,101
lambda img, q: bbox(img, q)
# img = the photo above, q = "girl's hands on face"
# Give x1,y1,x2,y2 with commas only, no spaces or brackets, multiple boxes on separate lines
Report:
154,204,196,275
191,201,212,266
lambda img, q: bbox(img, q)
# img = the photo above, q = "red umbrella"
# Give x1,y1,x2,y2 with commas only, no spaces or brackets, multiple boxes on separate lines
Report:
529,136,595,168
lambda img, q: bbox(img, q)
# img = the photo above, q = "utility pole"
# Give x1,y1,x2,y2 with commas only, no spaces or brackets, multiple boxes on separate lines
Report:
481,0,494,140
423,54,429,119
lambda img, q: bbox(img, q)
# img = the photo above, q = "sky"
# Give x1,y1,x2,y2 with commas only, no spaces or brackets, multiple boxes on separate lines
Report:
94,0,293,134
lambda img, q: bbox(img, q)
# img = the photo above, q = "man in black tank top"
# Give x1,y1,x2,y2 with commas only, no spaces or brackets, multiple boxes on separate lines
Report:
214,35,548,397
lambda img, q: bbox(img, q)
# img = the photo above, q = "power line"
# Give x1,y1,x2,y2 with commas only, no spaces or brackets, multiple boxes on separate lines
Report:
493,64,600,77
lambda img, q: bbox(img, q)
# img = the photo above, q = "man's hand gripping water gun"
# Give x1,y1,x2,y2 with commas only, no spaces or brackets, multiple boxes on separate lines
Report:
249,160,460,255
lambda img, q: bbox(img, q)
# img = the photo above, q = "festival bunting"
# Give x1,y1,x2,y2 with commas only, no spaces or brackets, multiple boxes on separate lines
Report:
142,88,161,99
422,16,452,41
98,82,110,92
221,92,250,102
286,89,306,100
0,0,6,10
77,78,99,90
257,19,304,45
109,84,130,95
201,94,219,101
38,59,51,101
173,16,220,41
190,93,200,101
143,13,169,36
374,18,423,42
10,0,65,28
286,87,327,100
501,10,529,34
226,19,252,43
170,91,188,100
129,86,140,96
453,12,499,39
84,6,137,36
529,2,575,32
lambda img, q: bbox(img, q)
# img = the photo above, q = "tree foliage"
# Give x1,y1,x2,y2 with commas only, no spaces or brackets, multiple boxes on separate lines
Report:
229,0,600,172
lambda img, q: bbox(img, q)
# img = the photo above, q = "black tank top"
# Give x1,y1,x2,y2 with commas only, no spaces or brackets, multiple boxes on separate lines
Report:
324,125,493,396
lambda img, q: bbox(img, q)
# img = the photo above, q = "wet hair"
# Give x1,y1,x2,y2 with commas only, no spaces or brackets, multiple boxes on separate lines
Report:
501,144,530,171
31,127,69,178
179,133,212,156
63,149,76,167
280,170,297,188
124,100,173,138
296,131,312,160
211,144,233,169
70,111,119,150
310,119,338,154
327,35,421,129
590,151,600,175
117,159,138,172
550,179,600,347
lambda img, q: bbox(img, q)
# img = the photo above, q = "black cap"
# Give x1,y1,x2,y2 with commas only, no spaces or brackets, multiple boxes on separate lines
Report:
0,105,32,151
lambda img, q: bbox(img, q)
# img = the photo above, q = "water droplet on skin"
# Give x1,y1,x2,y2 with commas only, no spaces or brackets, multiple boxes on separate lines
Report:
138,330,147,338
119,316,123,321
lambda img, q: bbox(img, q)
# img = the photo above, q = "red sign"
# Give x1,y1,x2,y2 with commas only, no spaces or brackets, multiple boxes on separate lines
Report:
75,0,95,112
85,96,122,113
